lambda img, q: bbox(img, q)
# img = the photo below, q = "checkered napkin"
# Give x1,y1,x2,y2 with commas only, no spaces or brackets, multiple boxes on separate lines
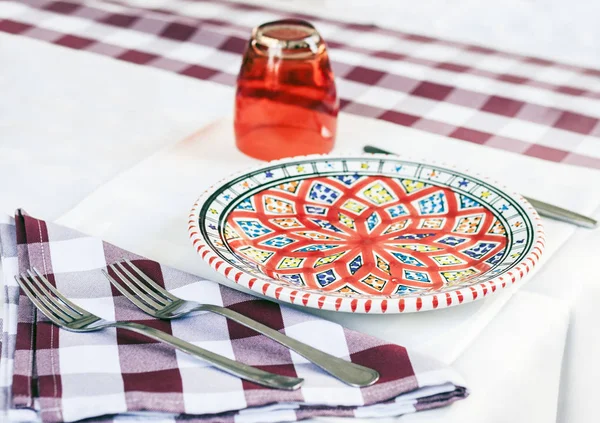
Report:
0,210,467,422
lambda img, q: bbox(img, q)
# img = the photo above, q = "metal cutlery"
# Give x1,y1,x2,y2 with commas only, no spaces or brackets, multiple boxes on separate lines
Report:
15,268,304,390
363,145,597,229
102,259,380,388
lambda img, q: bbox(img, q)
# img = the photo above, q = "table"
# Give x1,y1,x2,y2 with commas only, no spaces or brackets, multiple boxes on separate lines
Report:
1,1,599,422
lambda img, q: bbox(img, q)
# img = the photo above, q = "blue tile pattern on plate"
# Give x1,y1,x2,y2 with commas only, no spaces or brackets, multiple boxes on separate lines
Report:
294,244,340,252
462,242,497,259
305,205,328,215
387,204,408,218
262,236,296,248
309,182,340,204
485,249,505,266
236,220,272,238
391,252,424,267
418,192,447,215
459,194,481,209
348,254,363,275
310,218,344,233
366,212,380,232
332,174,362,186
315,269,337,287
394,232,435,240
236,198,255,211
403,270,431,282
436,236,467,246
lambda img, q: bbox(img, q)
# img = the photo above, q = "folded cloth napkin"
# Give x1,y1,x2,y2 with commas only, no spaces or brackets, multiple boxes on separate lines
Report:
0,210,467,422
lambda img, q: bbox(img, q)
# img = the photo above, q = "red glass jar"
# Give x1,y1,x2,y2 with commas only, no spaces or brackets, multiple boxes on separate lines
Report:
234,20,338,161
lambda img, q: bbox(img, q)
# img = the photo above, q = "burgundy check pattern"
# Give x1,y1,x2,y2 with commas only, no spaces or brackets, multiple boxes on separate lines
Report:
1,0,600,168
0,210,466,422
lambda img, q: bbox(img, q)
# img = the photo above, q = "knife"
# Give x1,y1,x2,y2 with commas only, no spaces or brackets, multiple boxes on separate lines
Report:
363,145,598,229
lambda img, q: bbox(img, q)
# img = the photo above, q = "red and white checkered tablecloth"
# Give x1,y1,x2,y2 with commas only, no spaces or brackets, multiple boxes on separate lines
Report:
1,0,599,169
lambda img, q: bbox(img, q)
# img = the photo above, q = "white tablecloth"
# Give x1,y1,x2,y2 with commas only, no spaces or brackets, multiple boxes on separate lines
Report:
1,3,600,422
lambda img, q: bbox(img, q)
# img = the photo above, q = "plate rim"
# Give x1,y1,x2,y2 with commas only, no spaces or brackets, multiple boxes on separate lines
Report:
188,152,545,313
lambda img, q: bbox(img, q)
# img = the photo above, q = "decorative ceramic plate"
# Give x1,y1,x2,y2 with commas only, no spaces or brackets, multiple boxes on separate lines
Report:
189,154,544,313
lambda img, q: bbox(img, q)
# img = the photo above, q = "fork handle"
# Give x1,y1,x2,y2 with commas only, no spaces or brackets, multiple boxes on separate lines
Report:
113,321,303,390
200,304,380,387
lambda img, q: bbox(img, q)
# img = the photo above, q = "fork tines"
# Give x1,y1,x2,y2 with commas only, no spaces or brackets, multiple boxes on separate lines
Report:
15,268,87,324
102,259,177,314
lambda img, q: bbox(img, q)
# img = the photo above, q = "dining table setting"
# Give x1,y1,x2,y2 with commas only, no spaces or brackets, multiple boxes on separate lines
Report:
1,0,600,422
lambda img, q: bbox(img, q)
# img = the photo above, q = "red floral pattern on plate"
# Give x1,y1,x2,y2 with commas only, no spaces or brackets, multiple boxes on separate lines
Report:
225,175,508,297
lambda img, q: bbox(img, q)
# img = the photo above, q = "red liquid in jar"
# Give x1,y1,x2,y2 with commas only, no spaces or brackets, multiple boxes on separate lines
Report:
234,21,338,161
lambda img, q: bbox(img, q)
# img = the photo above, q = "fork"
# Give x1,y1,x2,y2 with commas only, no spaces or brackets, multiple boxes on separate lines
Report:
102,259,380,387
15,268,303,390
